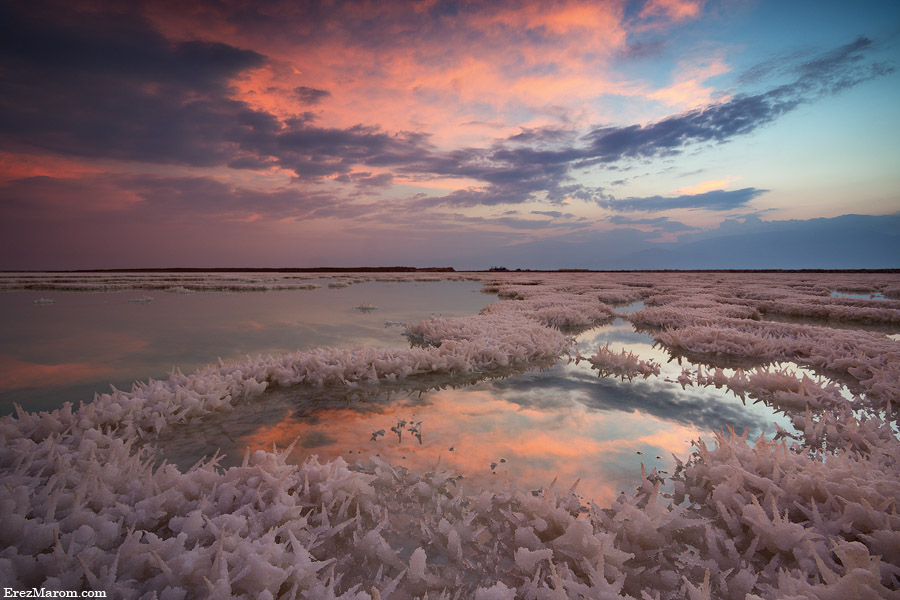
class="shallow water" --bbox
[0,280,489,414]
[830,291,890,301]
[3,281,801,504]
[613,300,646,314]
[155,316,795,505]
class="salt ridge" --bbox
[2,271,899,598]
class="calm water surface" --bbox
[0,280,489,413]
[2,282,795,505]
[830,291,890,301]
[156,316,794,504]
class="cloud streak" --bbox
[606,215,697,232]
[601,187,767,213]
[578,38,889,166]
[0,173,374,225]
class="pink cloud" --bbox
[147,1,639,149]
[649,54,731,109]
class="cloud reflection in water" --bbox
[157,317,794,505]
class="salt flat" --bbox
[1,270,898,598]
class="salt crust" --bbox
[2,271,899,598]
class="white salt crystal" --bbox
[408,547,427,582]
[474,581,516,600]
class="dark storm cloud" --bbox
[0,2,269,166]
[0,3,263,85]
[601,187,767,213]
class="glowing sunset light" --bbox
[672,176,739,196]
[0,0,897,270]
[211,382,707,505]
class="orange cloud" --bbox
[0,152,104,183]
[147,0,639,151]
[637,427,701,456]
[649,55,730,109]
[505,431,620,458]
[673,176,739,196]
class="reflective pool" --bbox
[0,280,490,413]
[830,291,890,301]
[2,281,798,505]
[155,317,795,505]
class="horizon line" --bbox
[2,267,899,274]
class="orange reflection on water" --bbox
[234,382,703,505]
[0,355,116,393]
[636,427,698,457]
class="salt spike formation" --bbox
[587,343,661,380]
[1,270,899,598]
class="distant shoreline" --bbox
[1,267,898,274]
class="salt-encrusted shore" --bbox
[1,271,898,598]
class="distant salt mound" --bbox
[164,286,195,294]
[2,271,899,598]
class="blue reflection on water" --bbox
[830,291,889,301]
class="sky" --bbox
[0,0,898,270]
